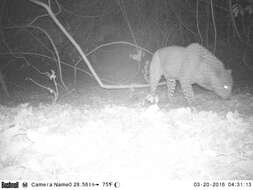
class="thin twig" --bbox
[116,0,138,46]
[167,1,198,38]
[229,0,242,41]
[210,0,217,53]
[116,0,141,80]
[87,41,153,57]
[196,0,203,44]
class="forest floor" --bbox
[0,84,252,189]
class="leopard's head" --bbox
[213,69,233,99]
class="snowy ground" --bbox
[0,99,252,189]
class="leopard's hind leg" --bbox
[180,80,194,104]
[165,78,176,98]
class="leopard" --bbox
[148,43,233,104]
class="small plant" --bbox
[26,69,59,103]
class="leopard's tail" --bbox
[149,50,163,95]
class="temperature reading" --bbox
[103,182,113,187]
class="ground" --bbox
[0,83,253,189]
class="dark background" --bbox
[0,0,253,105]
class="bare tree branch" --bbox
[29,0,157,90]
